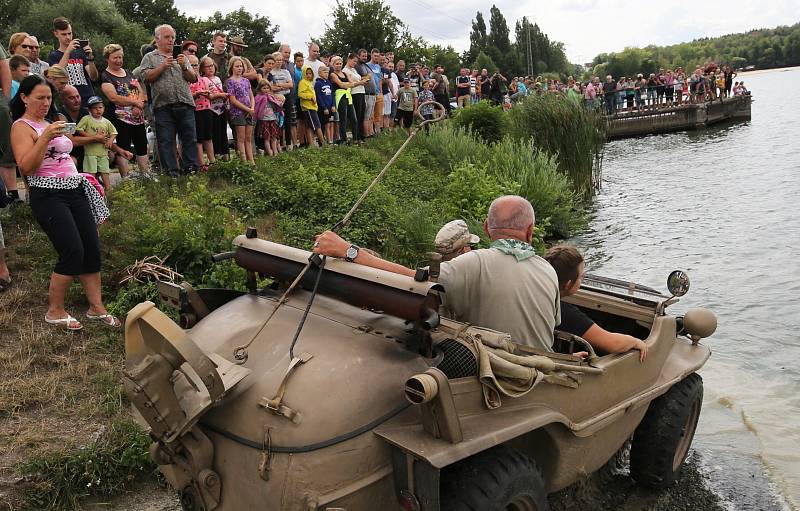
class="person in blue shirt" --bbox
[314,65,336,144]
[9,55,29,98]
[366,49,384,136]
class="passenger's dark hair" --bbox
[544,245,584,290]
[53,16,71,31]
[293,51,304,59]
[10,74,52,120]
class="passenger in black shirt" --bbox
[545,245,648,362]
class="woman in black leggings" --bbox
[330,55,362,144]
[10,75,116,331]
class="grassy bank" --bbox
[0,122,594,508]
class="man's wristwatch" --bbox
[345,244,360,262]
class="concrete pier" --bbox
[605,95,752,139]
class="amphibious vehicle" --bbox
[123,231,717,510]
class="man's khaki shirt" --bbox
[438,248,561,352]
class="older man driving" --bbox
[313,195,561,351]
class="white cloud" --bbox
[173,0,800,64]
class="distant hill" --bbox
[588,23,800,78]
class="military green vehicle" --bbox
[123,232,717,511]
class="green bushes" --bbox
[489,139,580,238]
[102,177,245,287]
[452,101,507,144]
[444,163,508,220]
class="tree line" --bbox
[463,8,569,77]
[1,0,570,78]
[589,23,800,79]
[1,0,278,68]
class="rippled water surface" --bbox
[572,68,800,510]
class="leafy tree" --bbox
[465,11,488,65]
[115,0,187,35]
[486,5,512,72]
[186,8,279,62]
[473,51,498,74]
[319,0,406,56]
[0,0,30,33]
[6,0,149,68]
[394,35,428,65]
[421,44,461,76]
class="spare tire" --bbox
[630,373,703,488]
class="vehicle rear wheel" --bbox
[630,372,703,488]
[440,445,549,511]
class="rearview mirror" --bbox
[667,270,690,297]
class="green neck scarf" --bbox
[490,239,538,261]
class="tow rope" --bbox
[232,101,446,364]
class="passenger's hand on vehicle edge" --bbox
[635,339,648,362]
[313,231,349,258]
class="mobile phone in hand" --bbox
[63,123,77,134]
[77,39,89,48]
[172,45,182,59]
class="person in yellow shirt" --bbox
[297,65,324,147]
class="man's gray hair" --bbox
[279,43,290,51]
[154,24,174,39]
[486,195,535,232]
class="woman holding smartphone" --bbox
[9,75,114,331]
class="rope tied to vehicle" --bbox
[231,101,446,364]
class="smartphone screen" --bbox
[172,45,182,59]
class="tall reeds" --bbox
[412,125,584,239]
[507,94,605,197]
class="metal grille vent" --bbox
[435,338,478,378]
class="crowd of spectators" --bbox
[0,16,757,327]
[502,64,748,115]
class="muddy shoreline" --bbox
[86,448,772,511]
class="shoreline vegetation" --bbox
[0,96,602,509]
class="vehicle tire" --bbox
[630,372,703,489]
[440,445,549,511]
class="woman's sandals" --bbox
[86,311,121,328]
[45,314,83,331]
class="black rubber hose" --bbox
[200,402,411,453]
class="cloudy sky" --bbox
[174,0,799,64]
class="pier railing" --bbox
[603,95,752,139]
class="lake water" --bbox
[573,67,800,510]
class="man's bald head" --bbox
[60,84,82,111]
[484,195,535,242]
